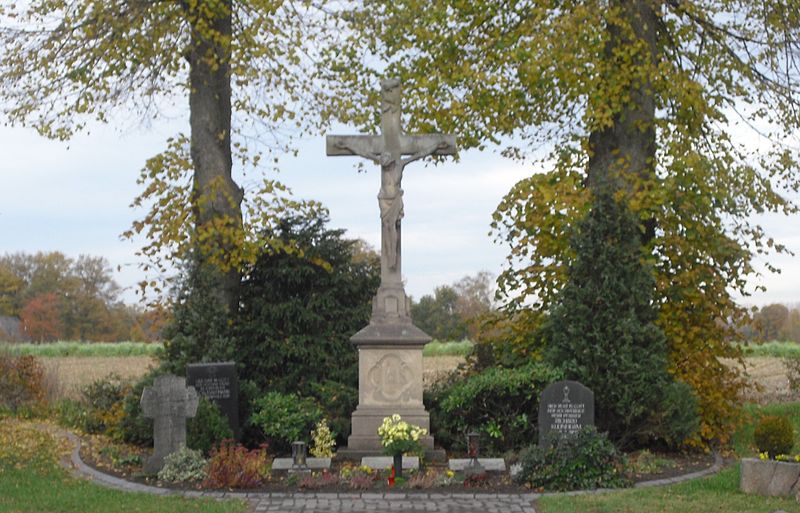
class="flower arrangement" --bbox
[377,414,427,456]
[310,419,336,457]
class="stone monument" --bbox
[327,78,457,456]
[186,361,240,438]
[140,374,199,474]
[538,380,594,446]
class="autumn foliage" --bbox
[20,293,63,342]
[202,440,269,489]
[0,353,46,414]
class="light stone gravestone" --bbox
[140,374,199,474]
[538,380,594,446]
[327,78,457,456]
[186,361,239,438]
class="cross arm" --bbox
[326,135,382,158]
[399,134,457,156]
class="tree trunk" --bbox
[186,0,243,312]
[587,0,658,242]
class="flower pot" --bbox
[740,457,800,497]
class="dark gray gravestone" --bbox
[186,362,239,437]
[538,380,594,445]
[141,374,198,474]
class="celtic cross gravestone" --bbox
[140,374,199,474]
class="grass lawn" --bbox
[423,339,474,357]
[537,402,800,513]
[740,340,800,358]
[0,418,246,513]
[4,341,163,357]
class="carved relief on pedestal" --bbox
[367,354,417,404]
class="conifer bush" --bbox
[542,191,696,448]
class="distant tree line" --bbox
[742,303,800,343]
[410,271,496,341]
[0,252,165,342]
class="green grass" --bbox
[0,418,245,513]
[536,465,799,513]
[0,466,246,513]
[739,340,800,358]
[3,341,163,358]
[537,402,800,513]
[423,340,474,357]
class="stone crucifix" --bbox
[140,374,199,474]
[327,79,457,322]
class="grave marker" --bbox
[538,380,594,445]
[140,374,199,474]
[187,361,240,437]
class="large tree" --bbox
[0,1,333,311]
[327,0,800,445]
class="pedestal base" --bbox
[343,318,438,457]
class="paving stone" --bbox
[272,458,332,470]
[362,456,420,470]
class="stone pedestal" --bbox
[341,319,436,455]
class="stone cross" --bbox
[327,78,457,323]
[140,374,199,474]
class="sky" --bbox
[1,114,798,308]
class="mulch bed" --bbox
[77,435,718,494]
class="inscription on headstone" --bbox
[187,362,239,438]
[538,380,594,445]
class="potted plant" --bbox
[740,415,800,498]
[378,414,426,478]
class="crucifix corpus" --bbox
[327,78,457,456]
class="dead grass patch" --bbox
[40,356,158,400]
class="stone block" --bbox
[448,458,507,472]
[740,458,800,498]
[361,456,419,470]
[271,457,332,471]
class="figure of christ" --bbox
[333,140,449,274]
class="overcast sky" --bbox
[0,115,798,307]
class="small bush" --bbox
[157,447,208,483]
[80,373,128,435]
[187,397,233,455]
[202,440,269,489]
[53,398,85,429]
[310,419,336,457]
[426,362,562,454]
[513,426,629,491]
[0,353,46,415]
[250,391,322,453]
[754,415,794,457]
[307,380,357,447]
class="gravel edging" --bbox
[57,426,723,503]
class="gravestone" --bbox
[538,380,594,445]
[186,361,239,437]
[326,78,457,456]
[140,374,199,474]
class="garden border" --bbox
[55,426,723,510]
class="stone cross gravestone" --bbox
[140,374,199,474]
[538,380,594,445]
[186,361,239,438]
[327,78,457,455]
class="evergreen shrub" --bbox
[250,391,322,453]
[513,426,629,491]
[542,191,676,448]
[426,363,561,454]
[187,397,233,455]
[157,447,208,483]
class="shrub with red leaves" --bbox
[202,440,269,489]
